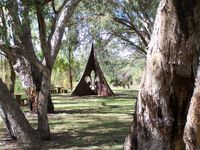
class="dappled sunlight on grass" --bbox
[0,89,137,149]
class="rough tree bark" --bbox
[184,62,200,149]
[30,65,54,113]
[8,60,16,94]
[35,0,82,139]
[124,0,200,150]
[0,105,16,140]
[0,0,81,140]
[0,79,37,142]
[37,69,51,139]
[68,46,73,91]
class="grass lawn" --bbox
[0,88,137,150]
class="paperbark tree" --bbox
[0,0,82,139]
[124,0,200,149]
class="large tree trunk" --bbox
[184,59,200,149]
[124,0,200,149]
[0,105,16,140]
[13,56,38,110]
[13,56,51,139]
[13,56,54,114]
[0,0,81,143]
[0,79,37,142]
[31,65,54,113]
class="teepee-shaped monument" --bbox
[71,45,114,96]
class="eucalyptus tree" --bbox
[0,55,17,140]
[124,0,200,149]
[0,0,82,140]
[62,25,79,91]
[107,0,159,59]
[0,79,38,142]
[77,0,158,59]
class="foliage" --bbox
[64,0,158,89]
[0,0,154,93]
[51,54,80,88]
[51,23,81,89]
[75,0,159,59]
[14,77,25,94]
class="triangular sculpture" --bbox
[71,45,114,96]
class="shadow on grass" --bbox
[8,120,130,149]
[43,120,130,149]
[53,105,134,115]
[52,89,138,100]
[0,120,131,149]
[0,89,135,149]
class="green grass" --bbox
[0,88,137,149]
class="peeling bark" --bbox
[1,0,82,141]
[13,55,39,113]
[125,0,200,149]
[184,59,200,150]
[8,60,16,94]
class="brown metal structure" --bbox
[71,45,114,96]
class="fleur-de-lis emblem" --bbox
[85,70,100,90]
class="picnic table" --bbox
[55,87,64,93]
[51,87,68,93]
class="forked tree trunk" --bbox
[13,56,51,139]
[124,0,200,150]
[1,0,81,142]
[0,79,37,142]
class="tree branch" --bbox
[7,0,23,45]
[0,42,45,73]
[110,30,147,55]
[49,0,82,67]
[51,0,58,14]
[0,52,6,58]
[35,0,50,65]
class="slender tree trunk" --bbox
[69,64,73,91]
[124,0,200,149]
[0,79,37,142]
[67,46,73,91]
[37,69,51,140]
[9,62,16,94]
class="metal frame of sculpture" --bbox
[71,45,114,96]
